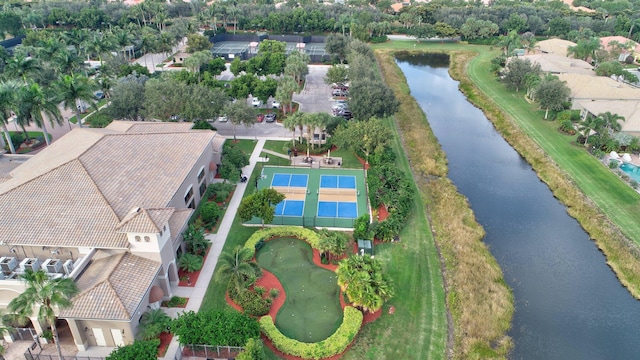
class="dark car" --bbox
[337,109,352,120]
[256,114,265,122]
[332,89,348,97]
[265,113,277,123]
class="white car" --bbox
[271,100,280,109]
[251,98,262,107]
[217,115,228,122]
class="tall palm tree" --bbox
[52,49,86,76]
[15,82,62,145]
[53,74,97,129]
[0,81,19,154]
[216,246,260,292]
[578,115,605,146]
[5,54,42,83]
[8,269,79,360]
[283,111,305,147]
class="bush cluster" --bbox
[200,201,221,226]
[172,310,260,346]
[164,296,188,307]
[366,151,415,241]
[243,227,321,253]
[259,307,363,359]
[230,287,272,317]
[107,339,160,360]
[209,182,235,202]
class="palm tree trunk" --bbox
[21,124,30,142]
[2,125,15,154]
[51,320,64,360]
[41,122,51,146]
[76,108,83,128]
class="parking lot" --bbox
[213,65,334,138]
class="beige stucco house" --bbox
[534,38,577,58]
[0,121,225,350]
[519,53,594,76]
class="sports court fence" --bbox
[271,215,355,228]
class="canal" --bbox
[396,53,640,359]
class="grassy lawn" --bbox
[69,99,109,124]
[231,138,259,155]
[465,48,640,244]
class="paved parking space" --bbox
[292,65,334,114]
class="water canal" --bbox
[396,53,640,359]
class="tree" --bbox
[596,61,639,83]
[503,58,541,93]
[599,111,625,134]
[219,142,250,182]
[236,338,266,360]
[216,246,262,291]
[237,188,285,227]
[333,117,392,165]
[275,75,299,115]
[325,33,350,63]
[186,33,211,53]
[225,100,255,141]
[15,83,62,146]
[178,253,204,273]
[318,228,348,262]
[284,51,310,84]
[53,74,97,129]
[283,111,306,146]
[335,255,394,313]
[138,309,171,340]
[5,53,42,84]
[497,30,522,56]
[8,270,79,360]
[108,74,148,121]
[143,76,185,121]
[183,50,213,82]
[578,115,605,145]
[460,18,499,40]
[434,22,457,39]
[567,37,601,62]
[0,81,18,154]
[349,79,399,120]
[324,64,348,86]
[183,224,210,255]
[502,13,527,33]
[533,76,570,119]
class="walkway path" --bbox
[160,138,268,360]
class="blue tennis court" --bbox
[319,175,356,189]
[272,173,309,187]
[274,200,305,216]
[317,201,358,218]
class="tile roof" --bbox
[558,73,640,100]
[168,209,193,240]
[520,53,594,76]
[0,121,219,248]
[60,251,160,320]
[535,38,577,58]
[116,208,175,233]
[577,99,640,134]
[600,36,640,53]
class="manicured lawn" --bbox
[465,47,640,246]
[69,99,108,124]
[232,139,259,155]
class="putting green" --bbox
[256,237,343,342]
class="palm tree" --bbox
[0,81,19,154]
[216,246,260,292]
[578,115,605,146]
[52,49,86,76]
[15,82,63,145]
[598,111,625,135]
[8,270,79,360]
[283,111,305,147]
[53,74,97,129]
[5,54,42,83]
[138,309,171,340]
[336,255,394,313]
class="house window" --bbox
[135,236,141,242]
[144,236,150,242]
[188,199,195,209]
[184,186,194,205]
[198,168,205,183]
[199,182,207,197]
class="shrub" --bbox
[609,160,620,169]
[138,309,172,340]
[235,289,272,316]
[352,214,371,240]
[178,253,203,272]
[107,339,160,360]
[201,202,221,225]
[172,310,260,346]
[6,132,23,151]
[259,307,363,359]
[214,189,231,202]
[269,288,279,299]
[254,286,266,297]
[165,296,188,307]
[243,227,322,253]
[236,338,266,360]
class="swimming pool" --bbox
[619,163,640,183]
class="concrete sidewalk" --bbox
[159,138,268,360]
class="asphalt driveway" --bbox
[292,65,333,114]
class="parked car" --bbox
[337,109,352,120]
[271,100,281,109]
[256,114,265,122]
[94,91,105,100]
[251,98,262,107]
[332,89,348,97]
[265,113,277,123]
[217,115,228,122]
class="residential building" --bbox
[0,121,225,350]
[534,38,577,58]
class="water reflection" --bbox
[396,53,640,360]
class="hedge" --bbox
[259,307,363,359]
[243,227,322,253]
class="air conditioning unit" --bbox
[62,259,74,276]
[5,272,19,280]
[0,257,18,274]
[20,258,40,272]
[43,259,62,274]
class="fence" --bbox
[9,327,36,341]
[179,344,244,359]
[271,215,356,228]
[24,343,104,360]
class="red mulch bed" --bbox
[225,246,382,360]
[157,332,173,357]
[356,156,370,170]
[178,248,210,287]
[377,204,389,222]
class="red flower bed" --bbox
[157,332,173,357]
[178,249,209,287]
